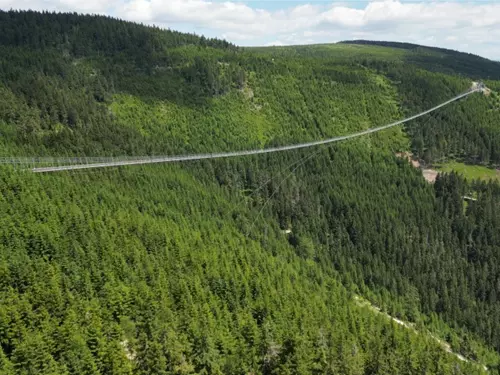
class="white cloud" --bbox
[321,6,365,27]
[265,40,285,47]
[1,0,500,59]
[0,0,114,13]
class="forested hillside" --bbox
[339,40,500,80]
[1,10,500,374]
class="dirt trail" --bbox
[353,295,488,372]
[395,152,438,183]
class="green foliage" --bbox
[436,161,500,182]
[340,40,500,79]
[1,9,500,375]
[0,165,490,374]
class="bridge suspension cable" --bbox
[25,88,479,173]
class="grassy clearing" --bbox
[435,161,500,181]
[247,43,409,63]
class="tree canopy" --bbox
[1,10,500,374]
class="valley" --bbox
[0,10,500,374]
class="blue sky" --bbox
[231,1,367,11]
[229,0,497,12]
[1,0,499,60]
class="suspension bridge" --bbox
[0,85,484,173]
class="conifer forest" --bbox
[1,10,500,375]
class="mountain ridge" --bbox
[1,10,500,374]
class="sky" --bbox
[1,0,499,60]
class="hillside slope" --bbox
[339,40,500,80]
[1,10,500,374]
